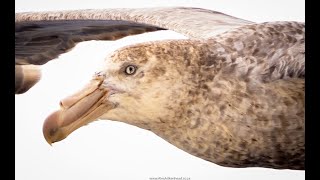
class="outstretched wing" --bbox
[15,7,253,93]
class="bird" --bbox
[15,7,305,170]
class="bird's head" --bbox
[43,40,203,145]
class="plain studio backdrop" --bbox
[15,1,305,180]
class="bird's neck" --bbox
[149,76,304,169]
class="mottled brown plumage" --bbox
[99,22,304,170]
[15,7,304,170]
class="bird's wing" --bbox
[15,7,253,93]
[212,21,305,81]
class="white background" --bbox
[15,1,305,180]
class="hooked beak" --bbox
[42,77,116,145]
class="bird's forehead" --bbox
[104,40,193,70]
[101,59,122,72]
[107,45,155,65]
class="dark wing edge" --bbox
[15,20,164,66]
[15,20,163,94]
[15,7,253,94]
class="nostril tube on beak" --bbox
[59,79,103,109]
[59,101,66,109]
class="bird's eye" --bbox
[124,65,137,75]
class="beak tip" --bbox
[45,139,53,146]
[43,131,53,146]
[43,110,61,146]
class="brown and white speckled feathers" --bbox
[213,21,305,81]
[15,7,252,93]
[100,21,304,170]
[16,7,305,170]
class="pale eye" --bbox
[124,65,137,75]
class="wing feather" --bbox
[15,7,253,93]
